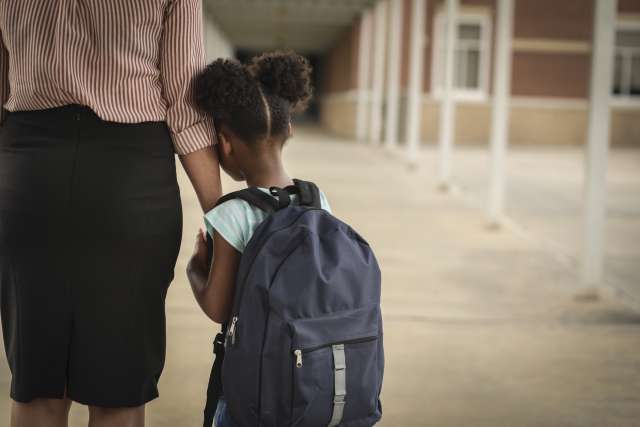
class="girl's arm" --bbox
[187,229,240,324]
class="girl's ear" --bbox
[288,122,293,138]
[219,131,233,156]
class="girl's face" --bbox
[216,130,245,182]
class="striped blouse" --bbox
[0,0,215,155]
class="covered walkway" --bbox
[2,128,636,426]
[0,0,638,424]
[168,129,640,426]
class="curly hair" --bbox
[194,51,313,144]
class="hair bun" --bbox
[194,58,260,120]
[249,51,313,112]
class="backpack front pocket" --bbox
[289,306,382,427]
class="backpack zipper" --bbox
[294,349,303,368]
[227,316,238,345]
[292,335,377,368]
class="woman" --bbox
[0,1,221,426]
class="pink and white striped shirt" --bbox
[0,0,215,155]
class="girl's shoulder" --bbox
[203,188,332,253]
[204,199,267,253]
[317,190,332,213]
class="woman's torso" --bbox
[0,0,170,123]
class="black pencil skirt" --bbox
[0,105,182,407]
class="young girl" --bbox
[186,51,331,426]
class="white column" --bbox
[356,10,373,142]
[487,0,514,227]
[385,0,403,149]
[203,17,233,60]
[581,0,616,288]
[406,0,426,164]
[369,1,388,144]
[438,0,458,189]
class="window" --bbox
[613,22,640,98]
[432,11,491,101]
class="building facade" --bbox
[320,0,640,146]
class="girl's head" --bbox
[194,51,313,181]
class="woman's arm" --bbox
[0,29,10,125]
[180,147,222,212]
[187,229,240,324]
[160,0,221,211]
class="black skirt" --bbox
[0,105,182,407]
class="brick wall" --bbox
[322,20,360,94]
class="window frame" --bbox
[430,9,492,102]
[611,19,640,107]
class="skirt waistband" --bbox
[3,104,173,155]
[6,104,164,125]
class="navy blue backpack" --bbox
[203,180,383,427]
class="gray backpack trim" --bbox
[328,344,347,427]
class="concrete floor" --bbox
[1,128,639,426]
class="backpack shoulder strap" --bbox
[291,179,322,208]
[214,187,278,213]
[203,325,226,427]
[214,182,320,215]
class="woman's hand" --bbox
[187,229,209,294]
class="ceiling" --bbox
[205,0,376,53]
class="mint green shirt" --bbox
[204,187,332,253]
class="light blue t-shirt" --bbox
[204,187,332,253]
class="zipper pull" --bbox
[294,349,303,368]
[228,316,238,345]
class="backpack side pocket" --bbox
[289,306,383,427]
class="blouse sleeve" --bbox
[160,0,216,155]
[0,32,9,125]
